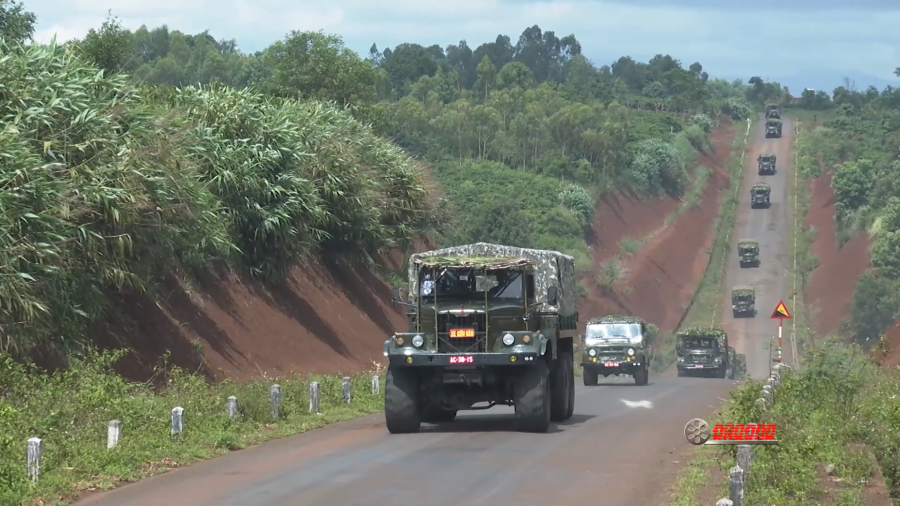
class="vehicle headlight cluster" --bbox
[502,333,515,346]
[588,349,597,357]
[411,334,424,348]
[627,348,635,356]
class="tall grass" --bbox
[0,40,434,357]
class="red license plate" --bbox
[604,361,618,367]
[449,328,475,338]
[449,355,474,364]
[692,365,705,368]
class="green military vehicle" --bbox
[676,327,739,378]
[580,314,658,386]
[766,103,781,119]
[758,153,776,175]
[738,238,760,268]
[750,182,771,208]
[765,118,783,138]
[731,285,756,318]
[384,242,578,434]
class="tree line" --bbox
[0,0,757,356]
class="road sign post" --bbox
[770,300,792,363]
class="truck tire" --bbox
[422,405,458,423]
[583,367,598,386]
[385,366,421,434]
[514,359,551,433]
[550,350,575,422]
[550,354,570,422]
[565,353,575,419]
[677,369,687,377]
[634,364,649,386]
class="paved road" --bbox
[75,117,792,506]
[723,114,796,379]
[75,376,734,506]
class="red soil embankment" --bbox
[805,171,873,337]
[94,238,437,382]
[577,121,735,334]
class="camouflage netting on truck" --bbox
[758,153,775,160]
[752,183,770,191]
[407,242,576,315]
[738,239,759,249]
[732,285,754,297]
[676,326,727,349]
[586,314,660,342]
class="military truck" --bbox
[383,242,578,434]
[731,285,756,318]
[750,183,771,208]
[765,118,783,138]
[758,153,776,175]
[766,103,781,119]
[738,239,760,268]
[580,314,658,386]
[676,327,737,379]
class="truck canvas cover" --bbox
[407,242,576,315]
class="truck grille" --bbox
[436,313,487,353]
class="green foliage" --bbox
[0,39,432,355]
[558,182,595,229]
[0,350,385,506]
[719,341,897,505]
[0,0,35,44]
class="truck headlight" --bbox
[411,334,424,348]
[678,357,684,363]
[588,349,597,357]
[502,333,515,346]
[627,348,635,356]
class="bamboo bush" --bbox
[0,39,434,357]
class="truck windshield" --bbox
[419,267,523,301]
[682,337,719,349]
[585,323,641,340]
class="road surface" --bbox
[75,117,794,506]
[724,113,796,379]
[75,376,733,506]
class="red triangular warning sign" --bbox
[770,300,792,319]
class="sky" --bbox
[26,0,900,93]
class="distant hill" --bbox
[716,69,897,95]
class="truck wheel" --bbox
[583,368,598,386]
[550,355,568,422]
[514,359,551,433]
[634,364,649,386]
[384,366,421,434]
[565,353,575,420]
[422,405,458,423]
[677,369,687,377]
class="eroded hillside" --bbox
[577,122,735,335]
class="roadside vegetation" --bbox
[672,340,897,506]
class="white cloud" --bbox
[27,0,899,85]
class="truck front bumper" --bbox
[387,351,539,367]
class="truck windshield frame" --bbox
[418,267,525,302]
[585,322,642,341]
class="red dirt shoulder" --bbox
[805,171,873,337]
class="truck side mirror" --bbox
[546,286,559,306]
[390,288,400,307]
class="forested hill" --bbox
[0,3,756,357]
